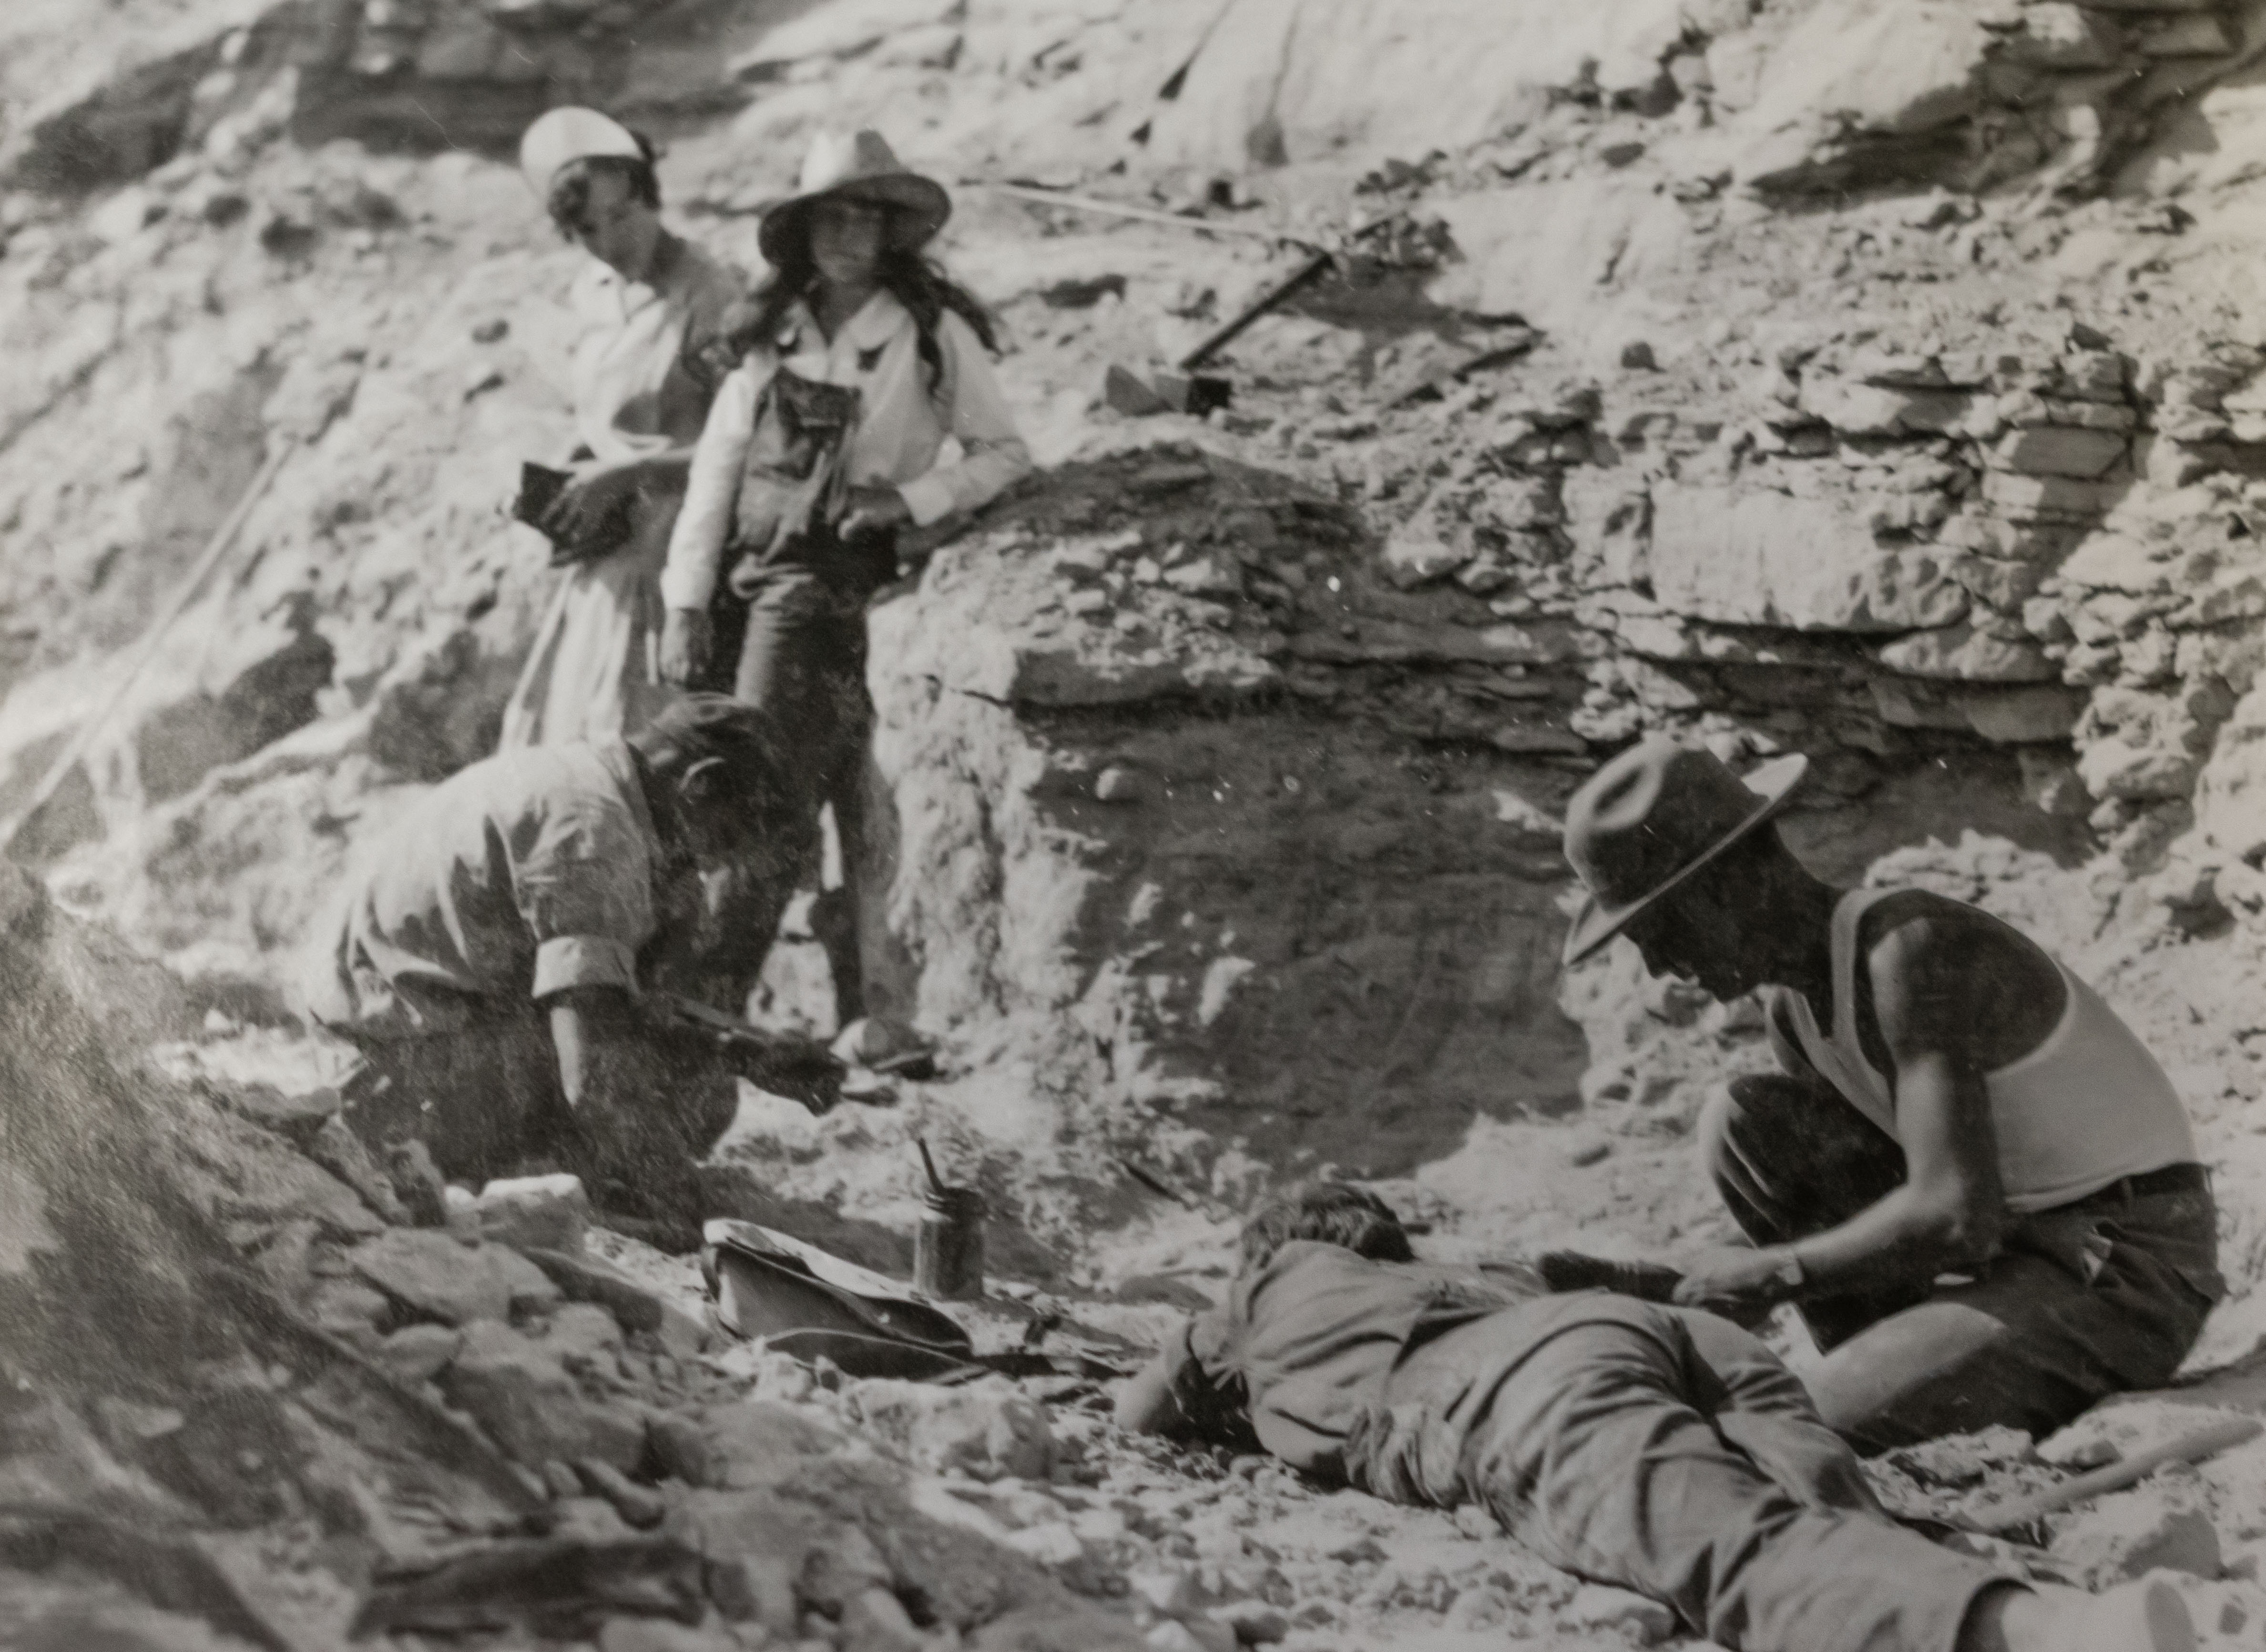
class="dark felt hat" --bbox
[633,693,789,799]
[1560,739,1808,965]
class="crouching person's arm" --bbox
[549,985,707,1232]
[1115,1347,1191,1437]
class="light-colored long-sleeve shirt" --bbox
[305,741,674,1040]
[661,287,1032,611]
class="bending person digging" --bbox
[1118,1181,2195,1652]
[1552,738,2221,1451]
[305,695,834,1240]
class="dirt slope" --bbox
[8,1,2266,1642]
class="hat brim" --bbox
[1561,752,1810,967]
[757,174,952,266]
[519,107,644,199]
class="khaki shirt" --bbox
[307,741,671,1039]
[1163,1242,1541,1480]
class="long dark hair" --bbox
[728,229,1000,396]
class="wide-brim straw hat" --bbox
[1560,739,1809,965]
[519,106,644,198]
[758,129,951,267]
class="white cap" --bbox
[519,107,643,198]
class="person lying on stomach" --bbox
[1116,1180,2194,1652]
[1554,738,2220,1453]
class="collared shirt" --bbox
[1161,1242,1543,1481]
[306,740,674,1039]
[660,287,1032,611]
[568,232,745,465]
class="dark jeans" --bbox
[1362,1296,1998,1652]
[1702,1073,2225,1453]
[704,568,873,1022]
[334,1013,741,1208]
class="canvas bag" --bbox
[725,367,863,598]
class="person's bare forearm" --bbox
[620,447,696,489]
[1781,1181,1991,1298]
[550,989,651,1118]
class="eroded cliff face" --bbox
[1,0,2266,1289]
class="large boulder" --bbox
[1646,477,1972,633]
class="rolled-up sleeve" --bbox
[662,359,763,611]
[895,313,1033,528]
[531,933,638,999]
[515,798,655,1003]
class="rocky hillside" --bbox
[4,0,2266,1335]
[14,0,2266,1647]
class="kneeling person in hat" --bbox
[658,129,1032,1030]
[1558,740,2221,1452]
[305,696,802,1230]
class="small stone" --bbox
[1381,521,1471,588]
[2054,1498,2222,1583]
[439,1320,645,1469]
[839,1586,925,1652]
[1620,341,1657,370]
[306,1116,410,1224]
[517,1245,710,1356]
[543,1458,583,1499]
[463,364,506,400]
[1004,1521,1087,1567]
[370,1322,463,1385]
[573,1457,667,1529]
[1094,766,1145,803]
[444,1183,481,1234]
[1210,1603,1287,1645]
[1162,556,1241,597]
[1994,424,2128,480]
[846,1379,1054,1482]
[385,1141,449,1226]
[471,317,510,343]
[598,1615,744,1652]
[1129,1570,1202,1619]
[476,1173,589,1252]
[1566,1583,1677,1645]
[1145,1624,1227,1652]
[800,1525,894,1614]
[648,1399,844,1489]
[542,1302,625,1363]
[349,1228,561,1326]
[308,1278,391,1343]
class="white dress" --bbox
[499,234,741,749]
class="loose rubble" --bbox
[11,0,2266,1647]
